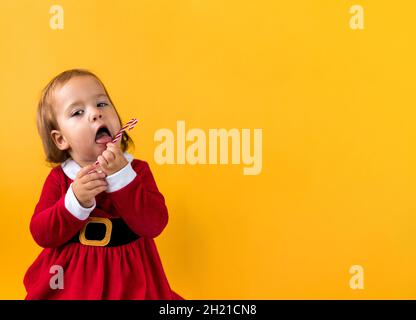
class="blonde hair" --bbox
[37,69,134,165]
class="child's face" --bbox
[51,75,122,166]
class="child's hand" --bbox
[96,142,128,176]
[72,164,108,208]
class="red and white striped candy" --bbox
[111,118,138,143]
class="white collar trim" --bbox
[61,152,134,180]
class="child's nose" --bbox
[90,113,103,122]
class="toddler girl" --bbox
[24,69,183,300]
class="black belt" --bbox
[68,217,139,247]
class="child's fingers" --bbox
[106,143,123,157]
[107,140,122,149]
[90,185,108,197]
[85,184,107,195]
[76,164,96,179]
[97,155,108,167]
[80,172,106,184]
[84,179,108,191]
[94,165,105,174]
[97,155,110,171]
[101,150,115,163]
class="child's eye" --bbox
[71,110,83,117]
[97,102,108,107]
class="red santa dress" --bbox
[24,153,183,300]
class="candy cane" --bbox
[88,118,138,174]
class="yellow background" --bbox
[1,0,416,299]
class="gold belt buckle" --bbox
[79,217,112,247]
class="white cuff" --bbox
[64,183,95,220]
[105,162,137,193]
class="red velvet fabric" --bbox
[24,159,183,300]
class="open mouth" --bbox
[95,125,113,144]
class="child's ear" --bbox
[51,130,69,150]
